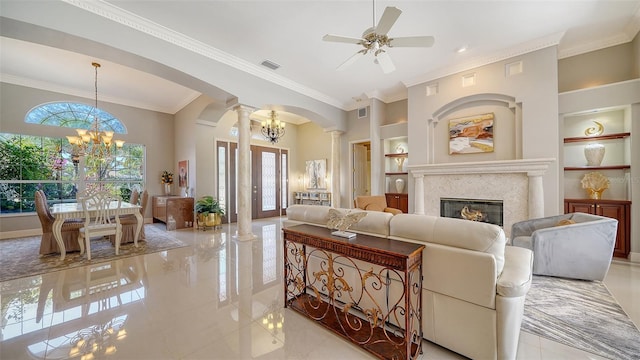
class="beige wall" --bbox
[0,82,174,233]
[384,99,408,125]
[559,42,635,92]
[293,122,331,195]
[408,46,561,215]
[634,32,640,79]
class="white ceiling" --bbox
[1,0,639,118]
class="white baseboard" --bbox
[1,228,41,240]
[628,252,640,264]
[0,217,153,240]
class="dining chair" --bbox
[76,187,99,201]
[110,189,148,245]
[129,189,140,206]
[78,190,123,260]
[35,190,84,255]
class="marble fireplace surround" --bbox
[409,159,555,237]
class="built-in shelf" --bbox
[564,165,631,171]
[563,132,630,143]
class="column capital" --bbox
[232,104,256,116]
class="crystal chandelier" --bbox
[66,62,124,163]
[261,110,285,143]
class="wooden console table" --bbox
[283,224,424,360]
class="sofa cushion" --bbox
[390,214,506,276]
[285,205,393,237]
[285,205,331,226]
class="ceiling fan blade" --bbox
[337,52,363,71]
[375,7,402,35]
[376,52,395,74]
[389,36,435,48]
[322,34,362,44]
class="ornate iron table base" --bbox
[283,224,423,360]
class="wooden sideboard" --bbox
[152,196,194,229]
[565,198,631,258]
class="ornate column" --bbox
[527,171,545,219]
[234,105,256,241]
[236,239,253,358]
[413,173,425,215]
[330,130,343,208]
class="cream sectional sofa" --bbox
[284,205,533,360]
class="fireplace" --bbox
[441,198,504,227]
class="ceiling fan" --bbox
[322,2,435,74]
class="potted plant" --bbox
[195,196,224,229]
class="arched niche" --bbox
[427,93,522,163]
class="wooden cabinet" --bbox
[152,196,194,229]
[565,199,631,258]
[386,193,408,213]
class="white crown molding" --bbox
[1,72,197,114]
[403,32,565,89]
[61,0,347,110]
[558,32,635,59]
[559,5,640,59]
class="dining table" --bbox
[50,202,143,260]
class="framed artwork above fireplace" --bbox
[448,113,495,154]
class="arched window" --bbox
[25,102,127,134]
[0,103,142,215]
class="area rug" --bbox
[522,275,640,360]
[0,224,188,283]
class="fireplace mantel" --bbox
[408,159,555,235]
[408,158,555,176]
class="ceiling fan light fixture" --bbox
[372,40,380,52]
[322,2,433,73]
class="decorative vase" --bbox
[584,143,605,166]
[164,183,172,195]
[587,188,605,200]
[395,178,405,193]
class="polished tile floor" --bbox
[1,218,638,359]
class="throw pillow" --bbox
[556,219,576,226]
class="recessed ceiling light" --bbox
[456,45,468,53]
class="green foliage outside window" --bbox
[0,133,145,214]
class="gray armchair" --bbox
[511,213,618,281]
